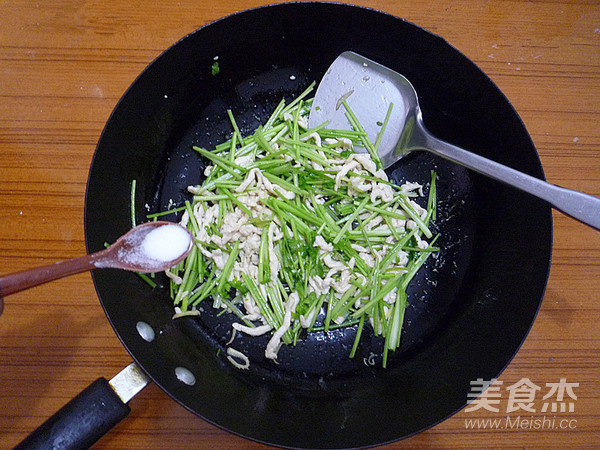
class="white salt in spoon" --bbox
[0,221,193,315]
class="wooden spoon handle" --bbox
[0,254,97,298]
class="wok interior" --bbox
[84,3,552,448]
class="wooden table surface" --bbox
[1,0,599,448]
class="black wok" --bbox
[20,2,552,448]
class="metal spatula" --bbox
[308,51,600,230]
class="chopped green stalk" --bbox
[175,245,198,309]
[253,125,276,154]
[383,214,402,241]
[183,201,200,235]
[219,187,253,217]
[192,194,230,202]
[265,99,286,129]
[279,81,315,117]
[193,146,246,179]
[130,179,137,228]
[379,238,413,273]
[317,128,366,141]
[264,283,282,320]
[277,138,331,166]
[219,296,254,327]
[227,109,244,149]
[146,205,187,219]
[349,315,366,358]
[216,241,240,291]
[265,283,292,344]
[382,290,408,368]
[269,200,313,237]
[189,266,219,306]
[327,283,359,325]
[306,294,326,331]
[258,224,271,284]
[396,196,433,238]
[373,102,394,152]
[427,170,437,224]
[262,172,309,197]
[323,291,337,332]
[242,273,279,329]
[309,196,342,235]
[399,235,440,291]
[360,202,408,221]
[228,133,238,163]
[136,272,157,288]
[196,248,206,284]
[351,272,404,319]
[311,318,360,332]
[292,100,302,160]
[333,196,369,244]
[268,198,324,228]
[335,241,370,276]
[347,170,400,189]
[341,100,382,169]
[217,198,225,228]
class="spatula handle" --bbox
[425,136,600,230]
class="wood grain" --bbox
[1,0,598,448]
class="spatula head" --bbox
[309,51,418,168]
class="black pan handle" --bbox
[15,378,130,450]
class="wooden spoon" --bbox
[0,221,193,314]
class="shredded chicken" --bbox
[265,292,300,360]
[226,347,250,370]
[232,323,272,336]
